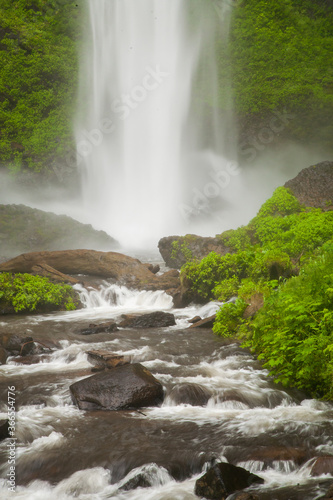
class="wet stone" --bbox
[119,311,176,328]
[167,383,211,406]
[194,463,264,500]
[87,350,130,369]
[310,457,333,476]
[70,362,164,411]
[0,419,9,441]
[78,321,118,335]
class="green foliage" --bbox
[0,0,83,172]
[230,0,333,121]
[245,242,333,399]
[182,188,333,399]
[0,273,78,313]
[217,226,252,252]
[213,298,247,338]
[255,187,303,218]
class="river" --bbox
[0,282,333,499]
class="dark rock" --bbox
[167,383,211,406]
[11,354,50,365]
[78,321,118,335]
[158,234,230,269]
[87,350,130,369]
[70,363,164,411]
[188,316,202,324]
[0,420,9,441]
[232,494,260,500]
[120,473,152,491]
[0,347,8,365]
[119,311,176,328]
[310,456,333,476]
[0,249,179,292]
[188,314,216,329]
[284,161,333,211]
[194,463,264,500]
[0,333,34,355]
[318,484,333,499]
[145,263,160,274]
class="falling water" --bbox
[76,0,236,248]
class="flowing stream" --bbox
[0,283,333,499]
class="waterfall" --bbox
[76,0,236,248]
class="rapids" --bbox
[0,284,332,499]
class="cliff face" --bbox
[284,161,333,211]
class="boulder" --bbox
[194,463,264,500]
[78,322,118,335]
[318,484,333,499]
[31,263,80,285]
[284,161,333,210]
[0,333,34,356]
[188,314,216,329]
[70,363,164,411]
[158,235,230,269]
[87,350,129,369]
[0,249,180,292]
[167,383,211,406]
[188,316,202,324]
[232,494,259,500]
[0,347,8,365]
[0,420,9,441]
[11,354,50,365]
[144,263,160,274]
[310,457,333,476]
[119,311,176,329]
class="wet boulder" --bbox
[194,463,264,500]
[167,383,211,407]
[70,363,164,411]
[0,420,9,441]
[78,321,118,335]
[310,457,333,476]
[87,350,130,369]
[119,311,176,328]
[0,347,8,365]
[0,333,34,356]
[188,314,216,329]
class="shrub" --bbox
[0,273,78,313]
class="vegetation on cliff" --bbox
[0,0,82,173]
[0,272,79,313]
[181,187,333,399]
[229,0,333,146]
[0,0,332,174]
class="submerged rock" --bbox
[194,462,264,500]
[167,383,211,407]
[119,311,176,328]
[70,363,164,411]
